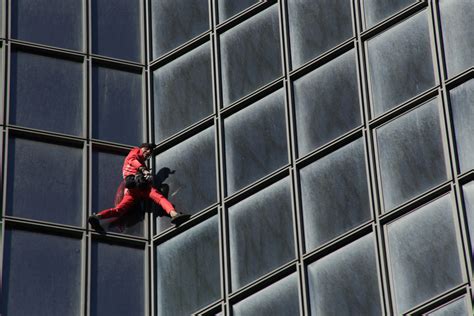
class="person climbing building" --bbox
[88,143,190,233]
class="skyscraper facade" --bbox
[1,0,473,315]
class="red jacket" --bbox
[122,147,146,178]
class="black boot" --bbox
[170,212,191,226]
[88,213,105,233]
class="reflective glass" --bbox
[232,274,300,316]
[10,50,83,136]
[91,241,144,316]
[224,89,287,194]
[300,138,371,250]
[439,0,474,78]
[428,296,470,316]
[363,0,415,28]
[376,99,447,211]
[91,149,145,236]
[220,4,281,106]
[11,0,83,51]
[2,229,82,316]
[151,0,209,59]
[386,194,464,314]
[367,10,436,116]
[288,0,353,68]
[450,79,474,173]
[218,0,258,22]
[153,43,213,141]
[293,49,360,157]
[92,0,141,62]
[6,137,83,226]
[156,217,220,315]
[307,234,382,315]
[155,127,217,233]
[92,65,144,145]
[229,178,294,291]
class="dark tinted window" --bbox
[11,0,83,50]
[153,42,213,141]
[92,65,144,145]
[307,234,382,315]
[293,49,360,157]
[156,217,220,315]
[10,50,83,136]
[151,0,209,59]
[91,241,145,316]
[288,0,353,68]
[2,229,82,316]
[386,194,464,314]
[300,138,371,251]
[232,274,300,316]
[376,99,447,211]
[6,136,83,226]
[155,127,217,233]
[92,0,142,62]
[224,89,287,194]
[229,178,294,291]
[220,4,282,106]
[367,10,435,116]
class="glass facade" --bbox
[1,1,473,315]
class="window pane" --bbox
[307,234,382,315]
[386,194,464,314]
[293,49,360,157]
[153,43,213,141]
[6,137,83,226]
[220,5,282,106]
[300,138,371,251]
[439,0,474,78]
[91,241,144,316]
[232,274,300,316]
[11,0,83,51]
[428,296,470,316]
[288,0,353,68]
[450,79,474,173]
[155,127,217,233]
[10,50,83,136]
[218,0,258,22]
[156,217,220,315]
[2,229,82,316]
[224,89,287,194]
[462,182,474,270]
[92,65,144,145]
[376,99,447,211]
[92,149,145,236]
[367,10,436,116]
[151,0,209,59]
[92,0,141,62]
[363,0,415,28]
[229,178,294,291]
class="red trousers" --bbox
[98,186,175,219]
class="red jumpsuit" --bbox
[97,147,175,219]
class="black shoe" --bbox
[88,213,105,233]
[170,213,191,226]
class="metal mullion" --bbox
[353,0,391,313]
[445,67,474,90]
[1,127,8,219]
[279,0,305,314]
[0,38,5,126]
[9,39,86,60]
[4,41,9,128]
[85,133,92,316]
[403,283,468,315]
